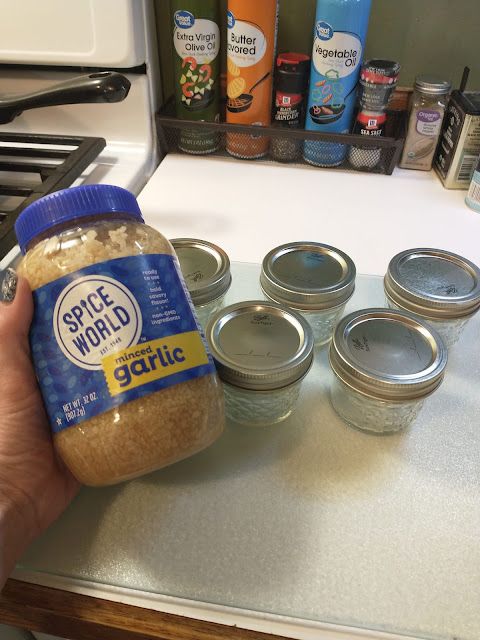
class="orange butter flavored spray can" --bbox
[226,0,279,158]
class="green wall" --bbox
[156,0,480,99]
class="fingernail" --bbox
[1,268,18,303]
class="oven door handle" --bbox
[0,72,131,124]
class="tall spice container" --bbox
[272,53,311,162]
[348,59,401,169]
[171,0,221,154]
[304,0,372,167]
[226,0,279,159]
[400,76,451,171]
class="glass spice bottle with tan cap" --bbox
[400,75,451,171]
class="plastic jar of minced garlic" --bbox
[14,184,224,486]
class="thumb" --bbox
[0,272,33,343]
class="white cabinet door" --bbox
[0,0,146,67]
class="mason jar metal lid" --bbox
[171,238,231,307]
[260,242,356,310]
[384,248,480,319]
[206,301,314,391]
[414,75,452,95]
[329,308,447,401]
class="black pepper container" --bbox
[271,53,310,162]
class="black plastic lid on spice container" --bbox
[275,53,310,94]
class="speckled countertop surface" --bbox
[19,266,480,640]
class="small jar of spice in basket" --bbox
[271,53,311,163]
[348,59,401,170]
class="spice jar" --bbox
[329,308,447,434]
[260,242,356,346]
[15,185,224,486]
[271,52,311,163]
[400,75,452,171]
[358,59,401,111]
[384,248,480,348]
[206,301,314,426]
[171,238,231,327]
[348,110,387,169]
[349,59,401,170]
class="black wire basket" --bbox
[156,101,406,175]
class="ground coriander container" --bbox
[15,185,224,486]
[206,301,314,427]
[171,238,231,327]
[260,242,356,346]
[384,248,480,348]
[329,308,447,434]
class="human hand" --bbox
[0,271,79,588]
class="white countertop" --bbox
[15,159,480,640]
[138,155,480,272]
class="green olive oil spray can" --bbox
[171,0,221,154]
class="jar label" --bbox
[30,254,216,433]
[312,24,362,80]
[416,109,442,136]
[352,111,387,137]
[173,15,220,65]
[227,14,267,67]
[274,91,304,127]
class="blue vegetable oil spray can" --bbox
[304,0,372,167]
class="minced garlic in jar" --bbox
[15,185,224,486]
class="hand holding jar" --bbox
[0,272,79,589]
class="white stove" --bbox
[0,0,160,270]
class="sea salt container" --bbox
[206,301,314,426]
[171,238,232,326]
[15,185,224,486]
[384,248,480,348]
[260,242,356,346]
[329,308,447,434]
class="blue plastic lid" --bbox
[15,184,144,253]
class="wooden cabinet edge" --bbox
[0,579,293,640]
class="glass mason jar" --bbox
[171,238,231,328]
[15,185,224,486]
[206,301,314,427]
[384,248,480,348]
[260,242,356,346]
[329,308,447,434]
[400,75,451,171]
